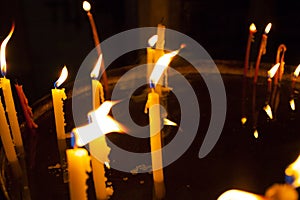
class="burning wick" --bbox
[54,66,68,88]
[0,23,15,77]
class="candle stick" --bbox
[274,44,287,85]
[66,147,91,200]
[254,23,272,84]
[0,98,22,179]
[83,1,109,98]
[244,23,257,77]
[52,66,68,182]
[90,54,113,200]
[0,23,24,156]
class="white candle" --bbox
[0,23,24,156]
[67,147,91,200]
[0,98,22,178]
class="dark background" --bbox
[1,0,300,102]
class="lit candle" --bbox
[0,23,24,156]
[90,54,112,200]
[244,23,257,77]
[145,47,182,199]
[147,35,158,83]
[52,66,68,182]
[267,63,280,92]
[0,98,22,179]
[155,24,166,89]
[254,23,272,84]
[66,147,91,200]
[292,64,300,89]
[83,1,108,97]
[217,189,268,200]
[274,44,287,85]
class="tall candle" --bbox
[0,98,22,179]
[90,54,112,200]
[254,23,272,84]
[0,23,24,156]
[244,23,257,77]
[52,66,68,182]
[66,147,91,200]
[83,1,109,98]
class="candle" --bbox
[0,98,22,179]
[0,23,24,156]
[83,1,109,98]
[218,189,268,200]
[254,23,272,84]
[52,66,68,182]
[292,64,300,89]
[66,147,91,200]
[90,54,112,200]
[147,35,158,83]
[274,44,287,85]
[244,23,257,77]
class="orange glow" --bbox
[149,45,185,86]
[285,155,300,188]
[267,63,280,78]
[0,23,15,76]
[83,1,91,12]
[264,104,273,119]
[293,64,300,78]
[217,189,266,200]
[148,35,158,47]
[90,54,102,79]
[54,66,68,88]
[264,23,272,34]
[290,99,296,111]
[249,23,257,32]
[75,148,89,157]
[241,117,247,125]
[254,130,259,139]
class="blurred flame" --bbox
[293,64,300,78]
[285,155,300,188]
[90,54,102,79]
[249,23,257,32]
[267,63,280,78]
[104,161,110,169]
[290,99,296,111]
[83,1,91,12]
[241,117,247,125]
[0,23,15,77]
[264,23,272,34]
[264,104,273,119]
[54,66,68,88]
[163,118,177,126]
[217,189,265,200]
[148,35,158,47]
[254,130,259,139]
[149,45,185,86]
[75,148,88,157]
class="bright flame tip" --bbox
[267,63,280,78]
[90,54,103,79]
[54,66,68,88]
[0,23,15,77]
[293,64,300,78]
[148,35,158,47]
[265,23,272,34]
[254,130,259,139]
[249,23,257,32]
[83,1,91,12]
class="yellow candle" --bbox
[146,89,165,199]
[66,148,91,200]
[0,98,22,179]
[0,23,24,156]
[90,55,112,199]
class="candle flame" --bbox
[54,66,68,88]
[254,130,259,139]
[148,35,158,47]
[293,64,300,78]
[83,1,91,12]
[90,54,102,79]
[73,101,126,147]
[217,189,265,200]
[163,118,177,126]
[285,155,300,188]
[264,104,273,119]
[241,117,247,125]
[149,45,185,87]
[104,161,110,169]
[0,23,15,77]
[290,99,296,111]
[264,23,272,34]
[249,23,257,32]
[267,63,280,78]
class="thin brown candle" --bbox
[83,1,109,98]
[254,23,272,84]
[274,44,287,85]
[244,23,257,77]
